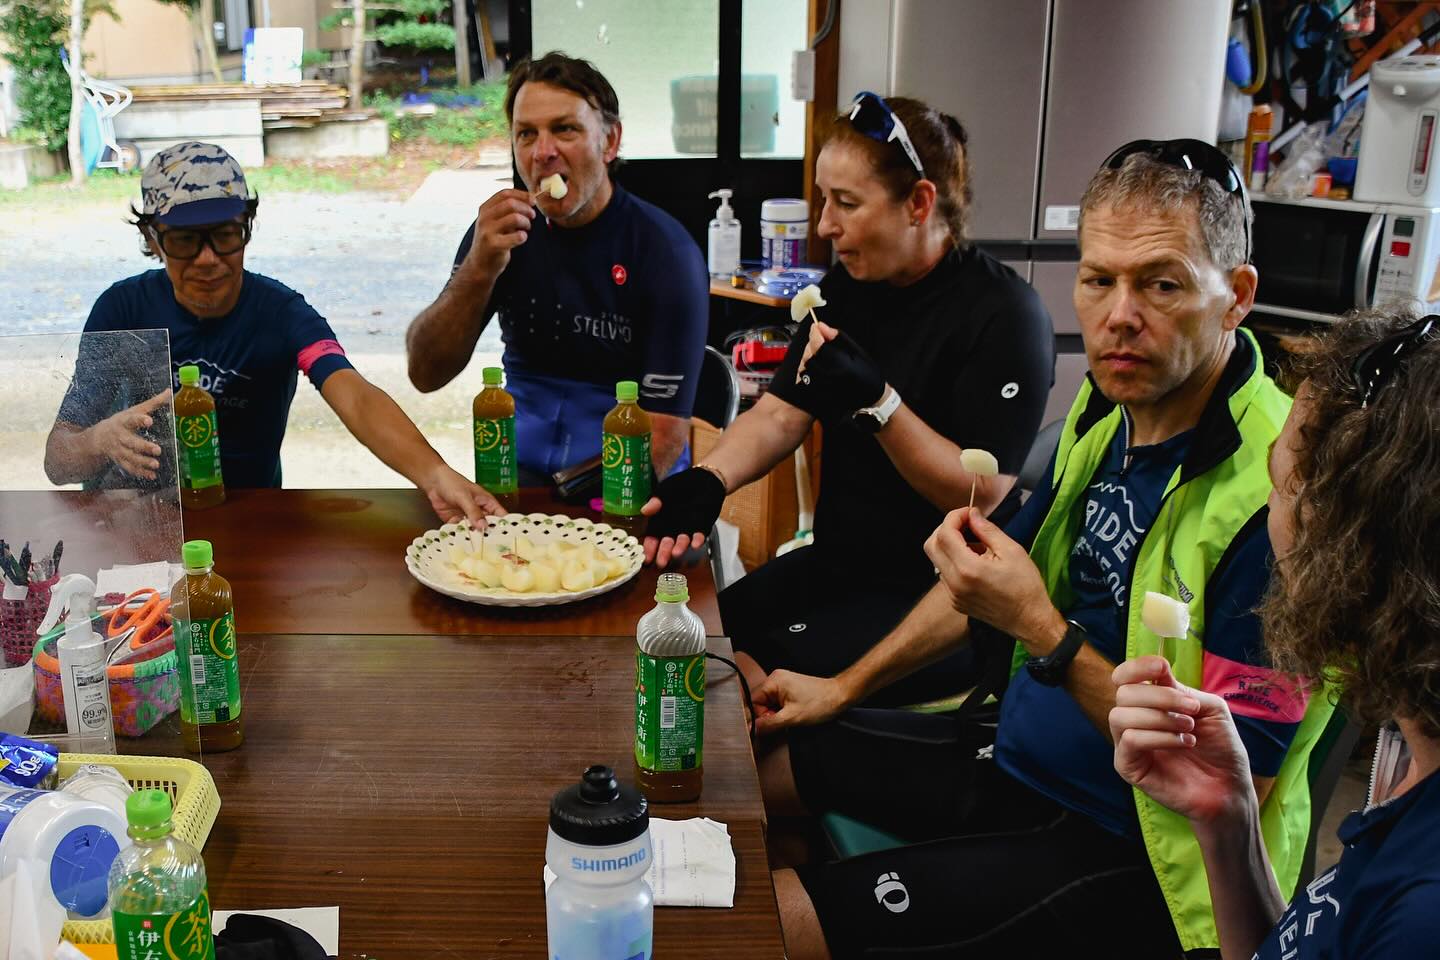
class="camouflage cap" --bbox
[141,141,250,226]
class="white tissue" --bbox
[543,817,736,908]
[0,666,33,735]
[1,859,66,960]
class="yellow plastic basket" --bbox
[54,753,222,944]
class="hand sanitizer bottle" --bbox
[707,188,741,280]
[37,574,114,753]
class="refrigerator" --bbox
[838,0,1231,424]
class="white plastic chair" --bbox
[60,49,138,171]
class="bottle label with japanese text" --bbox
[177,412,222,489]
[634,652,704,772]
[113,889,216,960]
[174,613,241,726]
[602,433,652,517]
[474,416,518,494]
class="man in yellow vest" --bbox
[748,140,1334,959]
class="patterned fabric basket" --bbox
[0,574,58,667]
[32,634,180,737]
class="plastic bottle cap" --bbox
[655,572,689,603]
[126,788,173,828]
[615,381,639,403]
[182,540,213,570]
[482,367,504,386]
[549,765,648,846]
[178,365,200,385]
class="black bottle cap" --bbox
[549,765,649,846]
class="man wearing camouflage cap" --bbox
[45,142,501,526]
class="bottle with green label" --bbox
[174,365,225,510]
[472,366,519,513]
[109,789,216,960]
[170,540,243,754]
[634,572,706,803]
[602,380,652,539]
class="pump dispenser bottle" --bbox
[707,188,741,279]
[37,574,114,752]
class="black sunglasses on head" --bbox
[1102,138,1250,262]
[152,220,252,260]
[1351,315,1439,409]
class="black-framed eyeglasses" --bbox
[1102,138,1250,263]
[1351,315,1439,409]
[847,91,926,179]
[152,220,252,260]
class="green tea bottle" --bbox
[602,380,652,538]
[108,789,217,960]
[171,540,243,753]
[174,365,224,510]
[472,366,519,513]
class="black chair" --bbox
[1018,418,1064,494]
[1299,709,1363,887]
[693,345,741,429]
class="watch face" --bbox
[850,411,882,433]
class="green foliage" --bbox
[300,48,332,69]
[0,0,71,151]
[374,20,453,50]
[317,0,454,51]
[365,78,507,147]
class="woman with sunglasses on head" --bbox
[643,93,1055,704]
[1111,308,1440,960]
[43,142,502,528]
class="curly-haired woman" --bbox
[1109,306,1440,959]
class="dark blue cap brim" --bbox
[153,196,247,226]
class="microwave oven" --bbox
[1250,195,1440,326]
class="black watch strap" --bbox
[1025,620,1089,687]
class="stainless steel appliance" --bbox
[839,0,1231,423]
[1250,195,1440,327]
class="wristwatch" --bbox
[852,386,902,433]
[1024,620,1089,687]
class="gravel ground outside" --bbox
[0,165,515,491]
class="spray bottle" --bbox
[37,574,114,753]
[707,189,741,280]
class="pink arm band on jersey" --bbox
[1202,652,1310,723]
[297,339,347,378]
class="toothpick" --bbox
[968,476,977,512]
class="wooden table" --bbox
[127,634,783,957]
[0,488,723,637]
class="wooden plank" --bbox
[804,0,840,265]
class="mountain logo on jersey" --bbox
[612,264,628,285]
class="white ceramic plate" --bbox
[406,513,643,607]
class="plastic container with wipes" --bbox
[0,784,129,921]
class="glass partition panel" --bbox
[0,330,199,761]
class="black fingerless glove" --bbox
[801,329,886,419]
[646,467,727,542]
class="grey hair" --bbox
[1077,153,1251,272]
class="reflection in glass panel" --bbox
[741,0,808,158]
[0,330,193,759]
[534,0,720,159]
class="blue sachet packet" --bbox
[0,732,60,789]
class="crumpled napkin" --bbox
[544,816,736,908]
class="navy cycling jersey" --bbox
[61,269,353,488]
[451,184,708,475]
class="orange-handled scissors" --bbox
[105,588,173,651]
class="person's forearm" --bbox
[330,376,447,487]
[836,583,972,704]
[876,396,1015,514]
[1194,804,1288,960]
[405,268,499,393]
[650,413,689,478]
[1014,607,1121,740]
[44,423,106,485]
[696,394,813,493]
